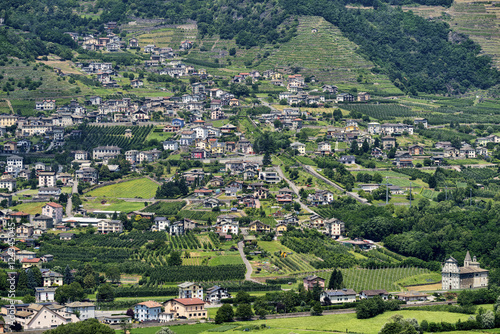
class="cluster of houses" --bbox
[0,281,229,330]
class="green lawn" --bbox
[211,119,230,127]
[86,178,159,199]
[395,272,442,286]
[146,129,175,142]
[115,310,475,334]
[247,310,469,334]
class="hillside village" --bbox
[1,9,500,334]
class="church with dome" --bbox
[441,251,489,290]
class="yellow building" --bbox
[21,258,42,269]
[249,220,271,233]
[0,115,18,127]
[164,298,206,319]
[272,72,283,80]
[290,142,306,155]
[276,223,287,234]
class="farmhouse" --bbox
[320,289,356,305]
[303,275,325,291]
[359,290,389,300]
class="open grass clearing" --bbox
[248,310,469,334]
[11,202,45,215]
[86,178,159,199]
[82,198,149,212]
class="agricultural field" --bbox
[208,254,244,266]
[340,267,437,292]
[86,178,159,199]
[82,198,148,213]
[249,310,470,334]
[252,241,319,277]
[132,26,197,50]
[255,16,401,94]
[343,104,418,121]
[177,210,225,223]
[146,201,188,216]
[68,125,153,151]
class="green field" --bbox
[86,178,159,199]
[116,323,219,334]
[208,254,244,266]
[11,202,45,215]
[82,198,148,212]
[146,128,176,142]
[395,272,442,287]
[122,310,471,334]
[249,310,469,334]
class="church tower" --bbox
[464,251,472,267]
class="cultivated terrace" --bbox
[1,0,500,333]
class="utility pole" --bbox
[470,188,472,206]
[445,186,448,201]
[409,182,412,208]
[386,176,389,205]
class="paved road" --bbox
[66,180,79,217]
[274,165,314,214]
[238,240,262,284]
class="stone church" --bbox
[442,251,489,290]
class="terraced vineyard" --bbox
[257,16,401,94]
[130,26,197,49]
[270,253,318,273]
[339,267,435,292]
[403,2,500,69]
[342,104,417,120]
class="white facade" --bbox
[66,302,96,320]
[134,302,162,321]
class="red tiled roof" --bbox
[11,212,29,216]
[136,301,162,308]
[22,258,41,263]
[46,202,63,208]
[173,298,205,306]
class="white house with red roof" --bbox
[42,202,63,224]
[134,301,162,321]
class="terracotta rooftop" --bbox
[45,202,63,208]
[136,301,162,308]
[173,298,205,306]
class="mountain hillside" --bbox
[0,0,498,94]
[402,1,500,69]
